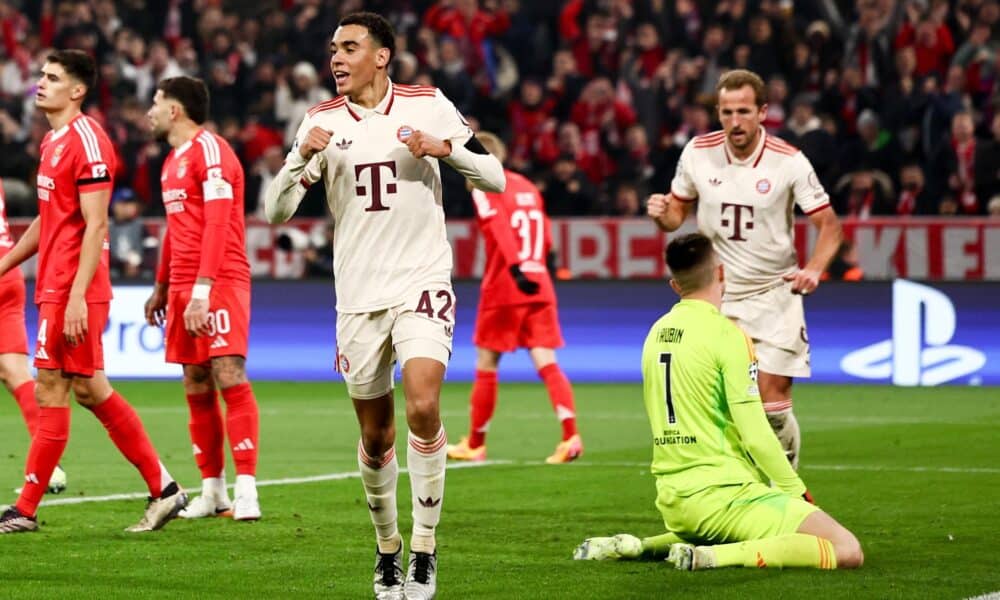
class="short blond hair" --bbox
[476,131,507,163]
[716,69,767,107]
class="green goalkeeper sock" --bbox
[641,532,686,559]
[708,534,837,569]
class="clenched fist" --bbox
[298,127,333,160]
[646,193,669,219]
[405,130,451,159]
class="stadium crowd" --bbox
[0,0,998,224]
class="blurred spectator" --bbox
[275,61,332,148]
[930,111,981,214]
[539,154,599,216]
[974,112,1000,204]
[988,195,1000,217]
[897,163,937,215]
[780,94,838,188]
[895,15,955,79]
[841,109,902,180]
[431,37,475,115]
[246,145,286,220]
[507,78,559,172]
[609,181,642,217]
[109,188,146,279]
[834,170,896,218]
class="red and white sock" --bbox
[15,406,70,517]
[358,440,400,553]
[468,370,498,448]
[408,426,446,554]
[539,364,577,440]
[222,383,259,477]
[13,381,39,438]
[89,390,173,497]
[187,390,224,480]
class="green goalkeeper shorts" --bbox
[654,479,819,544]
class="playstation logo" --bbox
[840,280,986,386]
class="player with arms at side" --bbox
[0,50,186,533]
[0,183,67,494]
[446,132,582,464]
[264,12,505,600]
[574,233,863,570]
[144,76,261,521]
[647,69,842,469]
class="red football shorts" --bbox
[165,286,250,365]
[34,301,109,377]
[473,302,564,353]
[0,278,28,355]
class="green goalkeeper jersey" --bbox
[641,298,806,497]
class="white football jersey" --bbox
[670,130,831,299]
[290,82,473,312]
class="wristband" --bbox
[192,283,211,300]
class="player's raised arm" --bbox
[647,192,695,232]
[417,90,505,192]
[649,141,698,232]
[264,115,328,224]
[0,216,40,278]
[722,327,807,498]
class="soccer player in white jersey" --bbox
[263,12,504,600]
[647,69,842,469]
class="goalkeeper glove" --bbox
[802,490,815,504]
[509,264,540,295]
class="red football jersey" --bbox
[0,178,24,285]
[158,129,251,289]
[472,170,555,308]
[34,113,114,304]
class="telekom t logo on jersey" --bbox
[720,202,754,241]
[355,161,398,212]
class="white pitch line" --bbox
[33,460,512,509]
[966,593,1000,600]
[10,459,994,511]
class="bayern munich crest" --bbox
[397,125,414,142]
[339,353,351,374]
[50,144,65,167]
[755,178,771,194]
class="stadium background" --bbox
[2,0,997,386]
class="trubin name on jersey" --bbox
[654,429,697,446]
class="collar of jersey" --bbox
[345,80,395,120]
[724,129,766,167]
[678,298,720,314]
[50,112,84,141]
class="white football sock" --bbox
[358,440,401,553]
[234,474,257,499]
[408,426,446,554]
[765,406,801,470]
[202,476,227,499]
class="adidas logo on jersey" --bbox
[233,438,255,452]
[210,336,229,349]
[35,346,49,360]
[336,138,352,150]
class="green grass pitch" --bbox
[0,382,997,599]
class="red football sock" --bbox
[15,406,70,517]
[468,370,498,449]
[13,381,39,438]
[88,391,164,497]
[539,364,577,440]
[187,390,224,479]
[222,383,259,476]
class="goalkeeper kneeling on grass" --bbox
[574,233,863,570]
